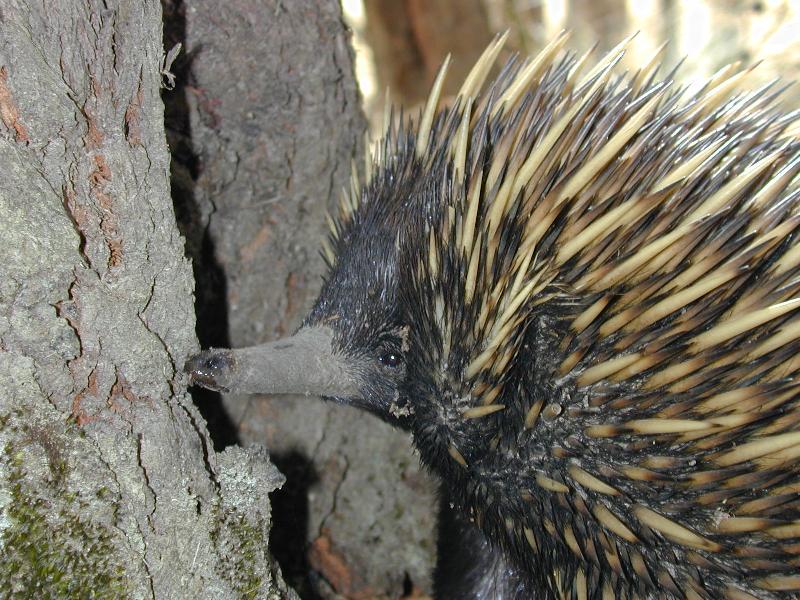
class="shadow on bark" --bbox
[161,3,322,597]
[270,451,323,600]
[162,0,239,451]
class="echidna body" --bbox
[187,33,800,599]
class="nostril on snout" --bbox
[205,351,232,371]
[183,350,234,392]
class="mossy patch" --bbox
[0,417,129,599]
[210,505,269,600]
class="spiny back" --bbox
[328,33,800,598]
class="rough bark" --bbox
[0,1,293,598]
[163,0,437,598]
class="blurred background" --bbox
[344,0,800,132]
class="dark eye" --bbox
[379,352,402,368]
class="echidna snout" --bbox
[188,32,800,599]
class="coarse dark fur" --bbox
[189,34,800,599]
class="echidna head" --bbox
[185,151,515,486]
[184,154,429,429]
[299,202,415,425]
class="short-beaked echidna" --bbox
[186,33,800,599]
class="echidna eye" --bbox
[379,352,402,368]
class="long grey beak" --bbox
[184,326,362,398]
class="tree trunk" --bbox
[162,0,438,597]
[0,1,294,597]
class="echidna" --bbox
[186,32,800,599]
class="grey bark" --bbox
[0,1,294,598]
[163,0,437,597]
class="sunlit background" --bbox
[342,0,800,131]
